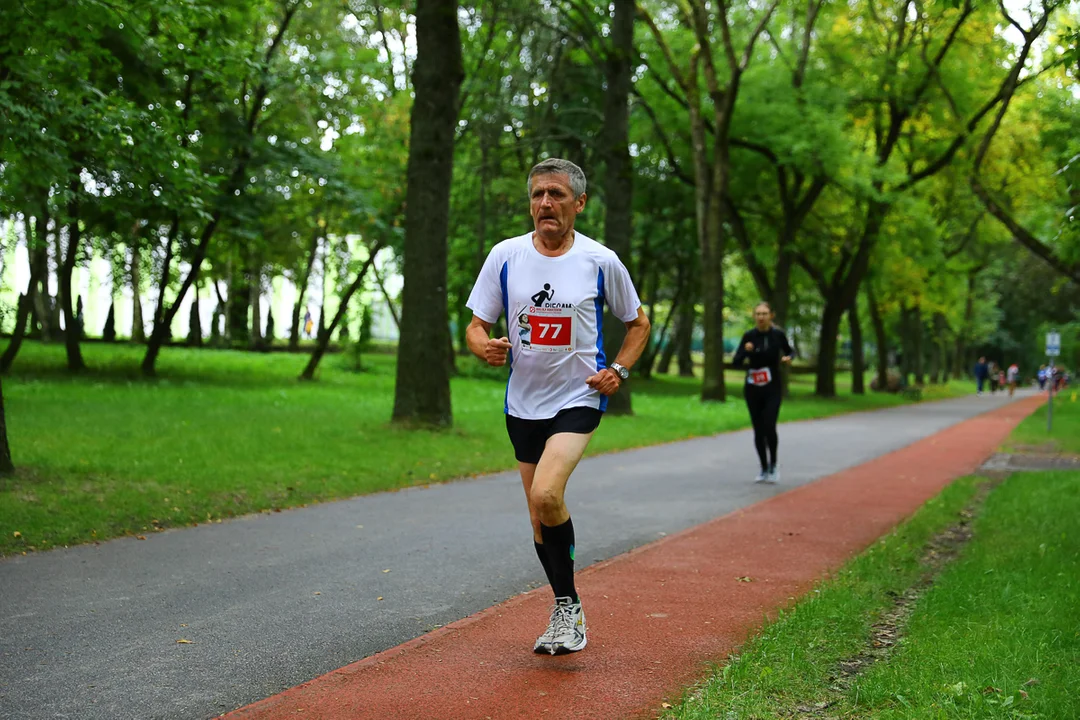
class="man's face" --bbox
[754,307,771,327]
[529,173,586,238]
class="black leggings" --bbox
[744,384,782,471]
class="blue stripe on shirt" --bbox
[500,261,511,415]
[595,267,607,413]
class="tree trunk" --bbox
[477,130,489,279]
[60,185,86,371]
[898,307,912,384]
[188,283,202,347]
[930,312,946,384]
[849,301,865,395]
[390,0,462,427]
[954,270,977,379]
[28,207,52,342]
[773,251,794,398]
[1,213,47,371]
[300,245,385,380]
[912,303,924,386]
[0,375,13,476]
[0,294,31,373]
[371,260,400,329]
[228,263,250,347]
[128,227,145,342]
[676,300,695,377]
[814,297,844,397]
[867,283,888,391]
[249,261,263,351]
[289,228,320,350]
[599,0,635,414]
[691,125,727,400]
[640,279,681,379]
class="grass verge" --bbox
[1003,386,1080,455]
[660,470,1080,719]
[1,341,968,555]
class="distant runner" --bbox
[731,302,793,483]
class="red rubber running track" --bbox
[226,396,1043,720]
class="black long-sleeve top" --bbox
[731,326,793,387]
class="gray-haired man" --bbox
[465,158,651,654]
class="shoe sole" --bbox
[551,634,587,655]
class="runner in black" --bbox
[730,302,793,483]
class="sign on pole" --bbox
[1046,331,1061,357]
[1047,329,1058,432]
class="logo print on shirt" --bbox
[531,283,555,306]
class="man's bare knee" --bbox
[530,485,564,517]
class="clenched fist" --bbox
[485,337,512,367]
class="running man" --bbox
[1007,362,1019,396]
[731,302,793,483]
[465,158,650,655]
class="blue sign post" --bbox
[1047,330,1060,432]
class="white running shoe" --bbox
[533,605,560,653]
[535,597,586,655]
[768,466,780,484]
[754,470,769,483]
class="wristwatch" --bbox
[609,362,630,381]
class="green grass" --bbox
[660,480,1080,715]
[0,341,967,555]
[1004,387,1080,455]
[843,470,1080,718]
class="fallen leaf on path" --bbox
[377,597,384,601]
[136,535,147,540]
[176,639,193,644]
[736,576,753,582]
[383,569,391,573]
[661,702,672,709]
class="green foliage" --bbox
[0,0,1074,395]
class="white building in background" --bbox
[0,220,401,343]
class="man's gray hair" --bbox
[527,158,587,198]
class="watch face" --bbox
[613,364,629,380]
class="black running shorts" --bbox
[505,406,603,464]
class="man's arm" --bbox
[466,315,512,367]
[586,307,651,396]
[611,307,651,370]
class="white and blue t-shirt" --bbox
[466,232,641,419]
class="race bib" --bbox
[748,367,772,386]
[517,305,575,353]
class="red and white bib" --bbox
[748,367,772,387]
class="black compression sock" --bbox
[540,518,578,603]
[534,541,555,588]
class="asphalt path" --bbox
[0,391,1024,719]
